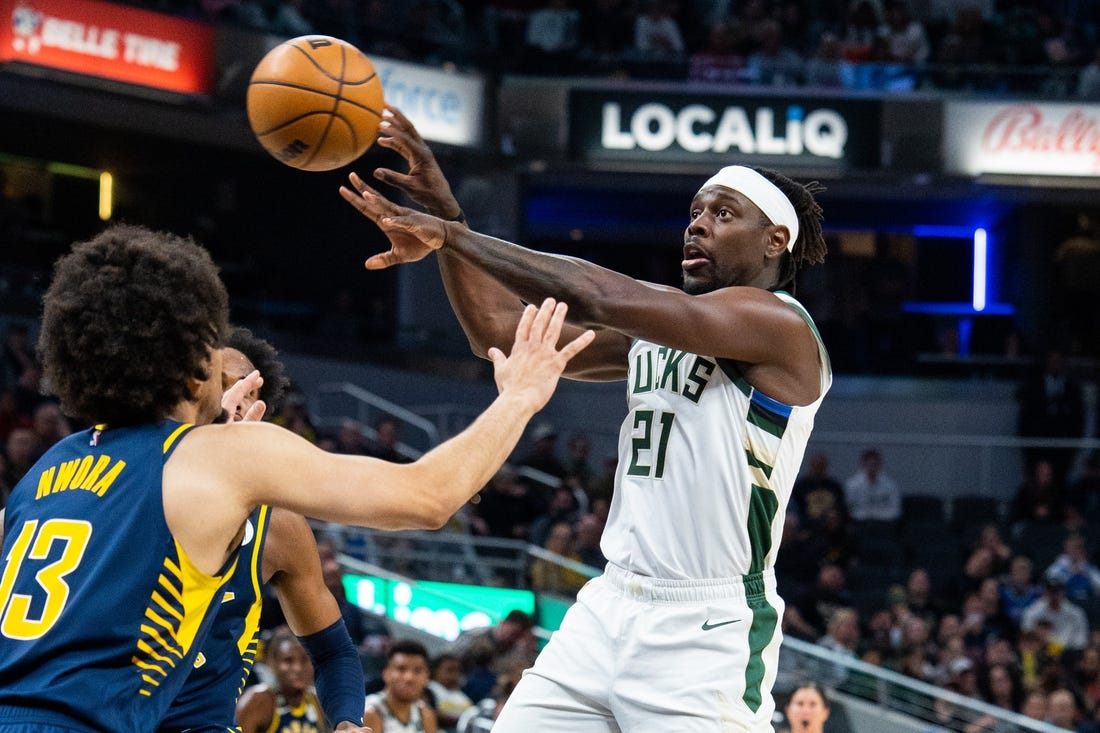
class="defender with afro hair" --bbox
[38,224,229,427]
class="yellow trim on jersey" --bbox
[235,505,271,695]
[135,540,236,697]
[162,423,193,454]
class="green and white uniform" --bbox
[494,292,831,733]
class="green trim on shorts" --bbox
[741,590,779,713]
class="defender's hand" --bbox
[490,298,595,413]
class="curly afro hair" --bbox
[226,326,291,414]
[38,224,229,426]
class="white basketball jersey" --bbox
[600,291,831,580]
[364,692,427,733]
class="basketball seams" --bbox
[300,42,346,168]
[246,35,384,171]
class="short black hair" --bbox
[387,639,429,663]
[39,224,228,426]
[227,326,291,414]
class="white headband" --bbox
[702,166,799,252]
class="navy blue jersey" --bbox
[159,505,272,733]
[0,422,236,732]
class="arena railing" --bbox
[779,636,1066,732]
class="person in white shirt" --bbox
[1021,576,1089,652]
[844,448,902,521]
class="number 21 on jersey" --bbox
[627,409,676,479]
[0,519,92,639]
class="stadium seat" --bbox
[902,494,946,523]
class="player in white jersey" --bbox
[342,106,832,732]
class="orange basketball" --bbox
[246,36,384,172]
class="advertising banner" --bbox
[570,89,881,169]
[373,56,484,147]
[944,101,1100,177]
[0,0,215,95]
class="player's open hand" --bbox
[340,172,447,270]
[372,105,462,220]
[222,369,266,422]
[489,298,595,412]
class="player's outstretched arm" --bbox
[264,509,367,732]
[368,105,531,365]
[341,178,629,380]
[165,299,594,576]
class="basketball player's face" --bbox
[220,347,258,422]
[383,652,430,703]
[683,187,773,294]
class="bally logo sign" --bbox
[945,101,1100,177]
[0,0,214,95]
[570,90,880,168]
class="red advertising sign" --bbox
[0,0,214,95]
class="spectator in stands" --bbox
[29,399,71,454]
[999,560,1042,626]
[817,607,861,687]
[333,417,369,455]
[778,682,832,733]
[574,512,607,570]
[2,425,38,488]
[775,511,823,599]
[792,451,848,530]
[235,628,325,733]
[271,390,317,443]
[1079,46,1100,98]
[449,610,537,683]
[1072,646,1100,717]
[633,0,686,57]
[1047,534,1100,607]
[881,0,929,64]
[1022,688,1050,721]
[472,464,542,541]
[366,415,412,463]
[795,563,854,638]
[1011,458,1065,526]
[1022,575,1089,655]
[973,523,1013,576]
[981,662,1023,712]
[270,0,313,35]
[530,520,588,597]
[688,20,742,83]
[906,568,944,629]
[746,18,804,85]
[427,653,475,733]
[841,0,884,61]
[517,421,566,479]
[1016,349,1085,487]
[562,432,594,494]
[1,323,35,388]
[804,31,847,87]
[363,639,438,733]
[527,486,579,548]
[1047,687,1097,733]
[844,447,902,522]
[523,0,580,73]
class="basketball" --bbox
[246,36,385,172]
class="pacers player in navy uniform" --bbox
[161,328,365,733]
[0,224,593,732]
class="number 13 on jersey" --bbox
[0,519,92,640]
[627,409,676,479]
